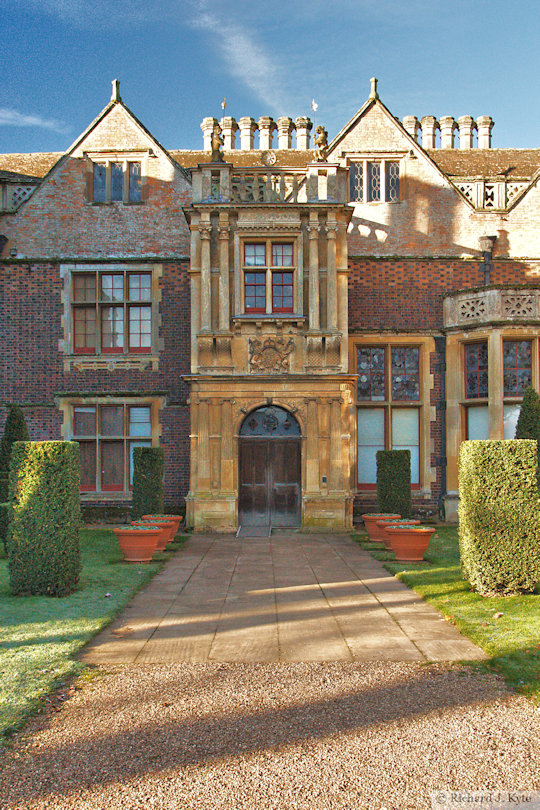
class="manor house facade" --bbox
[2,79,540,529]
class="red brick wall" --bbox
[0,259,191,507]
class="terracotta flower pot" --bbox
[377,518,421,550]
[113,525,161,562]
[131,519,175,551]
[142,514,183,537]
[386,525,435,562]
[361,513,401,542]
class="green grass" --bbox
[0,528,187,744]
[352,527,540,701]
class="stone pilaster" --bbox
[199,217,212,331]
[308,212,320,331]
[328,398,343,491]
[326,215,338,331]
[218,212,230,331]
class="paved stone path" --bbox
[82,533,484,663]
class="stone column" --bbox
[326,214,338,331]
[337,272,348,370]
[218,212,230,331]
[440,116,456,149]
[295,117,313,149]
[238,117,258,150]
[201,117,218,151]
[305,398,320,491]
[308,212,320,330]
[477,116,494,148]
[198,399,210,491]
[220,117,238,150]
[200,218,212,331]
[258,117,276,150]
[328,398,343,491]
[277,116,295,149]
[220,399,233,492]
[190,216,201,371]
[421,116,438,149]
[402,115,420,140]
[209,400,221,491]
[457,116,475,149]
[488,329,503,438]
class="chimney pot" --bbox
[201,117,219,151]
[220,117,238,150]
[402,116,420,141]
[238,116,258,150]
[258,116,277,150]
[439,116,457,149]
[276,116,295,149]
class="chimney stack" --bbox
[220,117,238,150]
[201,117,218,151]
[421,116,439,149]
[476,116,494,149]
[457,116,476,149]
[238,116,258,150]
[402,116,420,141]
[439,116,457,149]
[258,116,277,150]
[295,116,313,149]
[277,116,295,149]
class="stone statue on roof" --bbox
[211,123,224,162]
[314,125,328,161]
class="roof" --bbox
[169,149,315,169]
[0,152,63,179]
[428,149,540,179]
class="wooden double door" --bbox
[239,438,301,528]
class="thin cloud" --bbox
[190,8,290,115]
[0,108,70,134]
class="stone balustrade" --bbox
[444,286,540,328]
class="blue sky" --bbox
[1,0,539,154]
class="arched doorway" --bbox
[238,406,301,528]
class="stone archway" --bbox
[238,406,301,528]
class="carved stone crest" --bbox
[249,336,294,373]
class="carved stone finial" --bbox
[369,77,379,100]
[111,79,121,103]
[313,125,329,161]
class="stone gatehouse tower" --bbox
[184,160,355,530]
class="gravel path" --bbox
[1,662,538,810]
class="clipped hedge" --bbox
[0,405,29,502]
[376,449,412,518]
[8,441,81,596]
[131,446,164,520]
[0,502,8,554]
[459,440,540,596]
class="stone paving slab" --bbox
[80,532,486,664]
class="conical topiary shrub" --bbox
[0,404,29,502]
[515,387,540,485]
[131,447,164,521]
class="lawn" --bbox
[0,528,186,744]
[352,526,540,701]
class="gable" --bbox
[71,103,161,157]
[327,101,413,159]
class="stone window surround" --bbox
[350,334,436,496]
[84,150,150,205]
[347,154,404,204]
[236,233,303,318]
[57,394,165,501]
[59,263,163,372]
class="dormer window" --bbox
[92,160,141,203]
[349,160,400,203]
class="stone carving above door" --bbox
[249,336,294,373]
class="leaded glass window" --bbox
[357,347,385,400]
[386,161,400,202]
[503,340,531,397]
[367,162,381,202]
[391,347,420,400]
[465,342,488,399]
[349,163,363,202]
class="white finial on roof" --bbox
[369,77,379,100]
[111,79,121,103]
